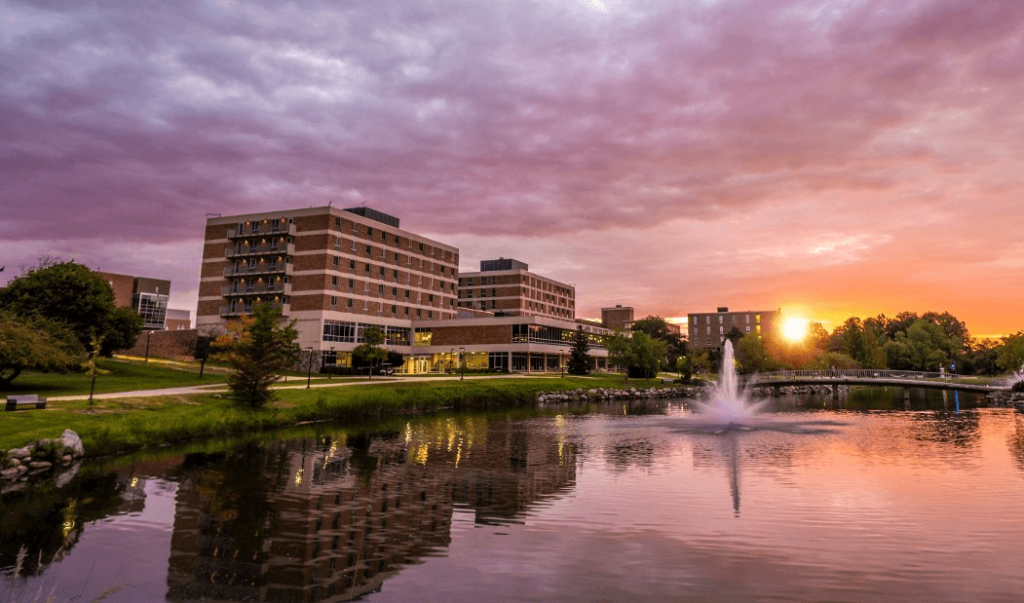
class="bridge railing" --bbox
[744,369,1000,387]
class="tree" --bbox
[996,331,1024,374]
[214,303,300,408]
[630,316,687,369]
[0,259,142,356]
[735,332,772,373]
[0,312,86,386]
[724,326,744,349]
[353,327,388,375]
[193,332,217,378]
[605,329,666,381]
[567,325,591,375]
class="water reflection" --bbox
[3,400,1024,603]
[162,416,577,601]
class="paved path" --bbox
[47,373,562,402]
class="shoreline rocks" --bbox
[1,429,84,492]
[536,385,705,405]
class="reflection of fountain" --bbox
[1010,363,1024,385]
[694,341,766,426]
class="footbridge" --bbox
[741,369,1009,395]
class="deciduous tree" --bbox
[0,311,86,386]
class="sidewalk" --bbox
[47,373,557,402]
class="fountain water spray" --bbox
[695,340,766,424]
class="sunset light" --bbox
[783,318,809,342]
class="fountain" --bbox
[670,339,838,435]
[694,340,765,425]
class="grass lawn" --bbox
[0,374,677,457]
[0,357,229,398]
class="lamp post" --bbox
[306,346,314,389]
[449,348,455,374]
[329,346,335,380]
[144,330,153,363]
[460,347,465,381]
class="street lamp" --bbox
[306,346,314,389]
[144,330,153,363]
[328,346,335,380]
[460,347,465,381]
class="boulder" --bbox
[28,461,53,471]
[9,447,32,460]
[1,467,20,480]
[60,430,84,457]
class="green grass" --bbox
[0,358,230,397]
[0,374,676,457]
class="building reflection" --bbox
[165,416,578,602]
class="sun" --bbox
[783,317,808,342]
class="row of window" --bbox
[327,257,457,293]
[327,282,453,307]
[331,216,457,266]
[323,321,412,345]
[329,237,457,276]
[327,296,451,318]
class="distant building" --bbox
[457,258,575,321]
[96,271,170,330]
[600,305,634,331]
[165,309,192,330]
[687,307,780,350]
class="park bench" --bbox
[5,394,47,411]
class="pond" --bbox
[2,390,1023,603]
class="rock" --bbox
[16,465,28,475]
[28,461,53,471]
[59,430,84,457]
[61,455,73,464]
[9,447,32,460]
[1,467,20,480]
[5,458,20,468]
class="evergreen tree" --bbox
[567,325,591,375]
[215,303,300,408]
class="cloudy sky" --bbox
[2,0,1022,337]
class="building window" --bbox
[335,217,341,229]
[349,260,355,270]
[333,256,340,267]
[367,227,373,237]
[347,298,353,308]
[330,296,337,308]
[331,276,339,288]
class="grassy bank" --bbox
[0,375,673,457]
[0,358,229,397]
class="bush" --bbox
[1011,380,1024,393]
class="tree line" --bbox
[733,311,1024,376]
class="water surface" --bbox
[2,396,1023,602]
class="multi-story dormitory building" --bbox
[198,206,609,374]
[457,258,576,320]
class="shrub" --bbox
[1011,380,1024,393]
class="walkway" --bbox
[47,373,562,402]
[743,369,1009,393]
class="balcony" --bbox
[226,242,295,258]
[227,223,297,239]
[221,282,291,297]
[223,263,293,277]
[220,302,290,317]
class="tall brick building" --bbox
[687,307,781,350]
[457,258,575,320]
[198,206,460,367]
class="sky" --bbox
[2,0,1022,338]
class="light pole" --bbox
[306,346,314,389]
[449,348,455,374]
[328,346,335,380]
[144,330,153,363]
[460,347,465,381]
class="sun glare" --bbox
[783,317,808,342]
